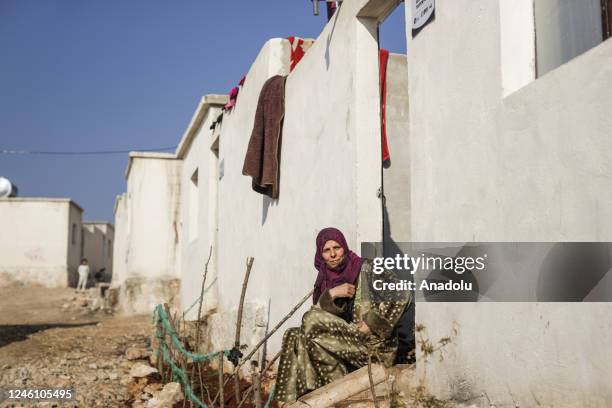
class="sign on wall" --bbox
[412,0,435,31]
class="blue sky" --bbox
[0,1,406,221]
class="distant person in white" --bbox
[77,258,90,292]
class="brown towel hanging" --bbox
[242,75,287,199]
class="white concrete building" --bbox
[173,0,410,359]
[404,0,612,406]
[112,0,612,403]
[112,194,128,294]
[175,95,227,320]
[0,198,84,287]
[82,221,114,282]
[114,152,182,314]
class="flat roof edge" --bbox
[0,197,84,212]
[124,151,179,179]
[175,94,228,159]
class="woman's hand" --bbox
[356,321,372,336]
[329,283,355,299]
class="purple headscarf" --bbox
[313,227,363,304]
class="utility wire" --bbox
[0,146,177,156]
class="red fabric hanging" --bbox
[379,48,390,162]
[224,75,247,111]
[224,87,239,111]
[287,36,307,72]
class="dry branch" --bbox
[195,246,213,351]
[234,257,255,404]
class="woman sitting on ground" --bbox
[275,227,411,404]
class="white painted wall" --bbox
[0,198,83,287]
[205,38,292,355]
[204,0,384,358]
[383,53,410,243]
[118,153,182,314]
[104,224,114,280]
[177,96,226,321]
[112,194,128,287]
[405,0,612,405]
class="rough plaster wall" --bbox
[180,106,223,320]
[120,157,183,314]
[122,276,181,316]
[383,53,410,243]
[212,38,292,355]
[406,0,612,405]
[0,200,73,287]
[180,128,204,320]
[210,0,383,357]
[206,121,221,314]
[112,194,127,287]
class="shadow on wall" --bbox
[382,204,416,363]
[262,195,277,226]
[67,266,79,288]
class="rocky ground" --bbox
[0,284,452,408]
[0,284,182,408]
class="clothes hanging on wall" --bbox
[210,113,224,130]
[224,75,247,112]
[288,36,306,72]
[380,48,391,162]
[224,87,239,111]
[242,75,287,199]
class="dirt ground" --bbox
[0,284,152,407]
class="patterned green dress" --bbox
[275,259,411,403]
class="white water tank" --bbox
[0,177,18,198]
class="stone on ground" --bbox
[145,382,183,408]
[126,346,149,360]
[129,363,159,378]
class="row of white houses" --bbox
[112,1,612,406]
[0,198,114,288]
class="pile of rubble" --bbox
[60,286,117,316]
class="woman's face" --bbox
[322,240,345,269]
